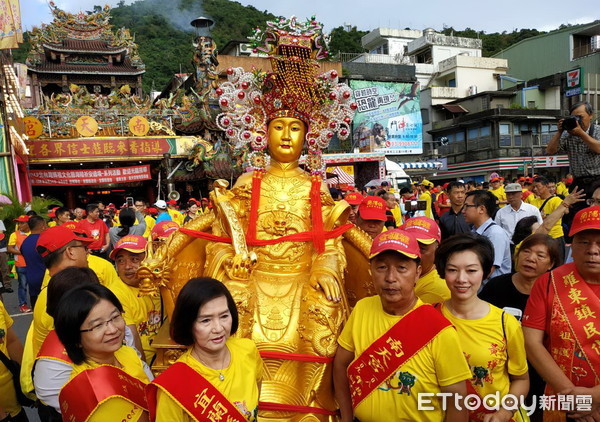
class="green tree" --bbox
[329,25,368,55]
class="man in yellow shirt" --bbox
[109,235,162,364]
[355,196,387,239]
[418,179,434,219]
[166,199,184,226]
[333,229,471,422]
[489,177,507,207]
[402,216,450,304]
[134,199,156,238]
[533,176,565,260]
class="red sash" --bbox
[36,330,72,364]
[146,362,247,422]
[59,365,148,422]
[348,304,452,409]
[543,264,600,421]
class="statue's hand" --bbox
[225,252,258,281]
[310,272,341,303]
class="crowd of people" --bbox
[0,175,599,421]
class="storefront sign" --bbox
[565,68,583,97]
[26,137,198,162]
[75,116,99,137]
[30,165,151,186]
[350,80,422,155]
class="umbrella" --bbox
[364,179,392,188]
[0,194,12,205]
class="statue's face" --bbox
[267,117,306,163]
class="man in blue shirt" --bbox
[154,199,172,224]
[462,189,511,280]
[20,215,48,309]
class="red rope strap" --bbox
[310,174,325,254]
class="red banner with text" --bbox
[30,165,151,186]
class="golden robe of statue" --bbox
[139,117,372,421]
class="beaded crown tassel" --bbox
[215,16,357,174]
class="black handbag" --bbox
[0,349,35,407]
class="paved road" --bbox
[1,279,41,422]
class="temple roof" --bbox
[43,39,128,54]
[27,2,144,72]
[30,58,145,76]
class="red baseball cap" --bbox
[358,196,387,221]
[167,199,178,205]
[151,220,180,240]
[569,206,600,237]
[36,225,93,257]
[345,192,364,205]
[109,234,147,260]
[370,229,421,260]
[14,215,29,222]
[61,221,79,231]
[442,182,450,190]
[524,177,533,184]
[490,177,500,182]
[402,217,441,244]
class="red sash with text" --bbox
[348,304,452,409]
[36,330,72,365]
[146,362,247,422]
[543,264,600,421]
[59,365,148,422]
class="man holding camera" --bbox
[547,102,600,190]
[547,101,600,232]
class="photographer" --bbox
[547,101,600,186]
[546,101,600,231]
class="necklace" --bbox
[193,348,228,381]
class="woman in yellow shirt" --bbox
[55,283,151,422]
[435,234,530,422]
[148,278,263,421]
[0,301,26,421]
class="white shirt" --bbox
[494,201,543,240]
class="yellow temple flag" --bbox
[0,0,23,50]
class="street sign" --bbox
[565,68,583,97]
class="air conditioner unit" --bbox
[239,43,252,56]
[468,85,478,96]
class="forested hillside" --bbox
[13,0,558,93]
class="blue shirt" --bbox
[155,212,172,223]
[20,234,46,296]
[474,218,511,279]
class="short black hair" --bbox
[28,215,45,231]
[54,283,124,365]
[512,216,539,246]
[47,267,100,319]
[435,233,494,279]
[466,189,498,218]
[26,210,38,216]
[399,187,411,195]
[170,278,239,346]
[55,207,71,219]
[447,181,465,192]
[86,203,99,214]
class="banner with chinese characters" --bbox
[26,137,198,162]
[0,0,22,50]
[30,165,151,186]
[350,80,422,155]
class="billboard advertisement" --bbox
[350,80,422,155]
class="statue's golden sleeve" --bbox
[164,211,215,255]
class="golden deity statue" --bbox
[138,16,372,421]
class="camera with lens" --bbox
[562,115,582,131]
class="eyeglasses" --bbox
[587,198,600,206]
[80,313,124,333]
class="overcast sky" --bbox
[24,0,597,34]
